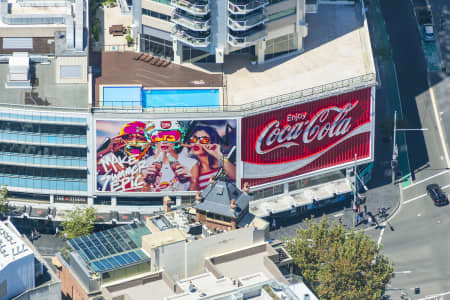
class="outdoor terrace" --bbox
[222,3,375,106]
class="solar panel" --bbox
[115,255,126,265]
[128,251,140,261]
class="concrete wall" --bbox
[185,227,263,277]
[0,26,65,37]
[151,241,186,281]
[141,15,173,33]
[141,0,173,15]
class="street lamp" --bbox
[391,110,428,183]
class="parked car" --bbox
[423,24,435,42]
[426,184,449,206]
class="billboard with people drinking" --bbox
[96,119,237,193]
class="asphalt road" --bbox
[429,0,450,167]
[380,0,448,183]
[367,189,450,300]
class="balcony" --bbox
[172,27,210,48]
[228,10,266,31]
[228,0,267,15]
[171,0,209,16]
[228,26,267,47]
[172,11,210,31]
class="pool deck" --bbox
[94,52,223,106]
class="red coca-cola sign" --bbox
[241,88,373,187]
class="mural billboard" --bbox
[96,119,237,192]
[241,88,373,187]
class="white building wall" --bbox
[0,253,35,300]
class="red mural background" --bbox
[241,87,373,187]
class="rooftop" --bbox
[142,228,187,249]
[68,222,151,273]
[92,3,374,111]
[0,220,33,269]
[222,3,375,106]
[0,62,88,108]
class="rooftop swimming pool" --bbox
[102,86,220,108]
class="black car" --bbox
[426,184,449,206]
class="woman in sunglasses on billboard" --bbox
[141,121,199,192]
[186,125,236,190]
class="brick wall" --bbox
[55,257,89,300]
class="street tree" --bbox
[286,217,394,300]
[0,186,9,217]
[61,207,96,239]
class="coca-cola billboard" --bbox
[241,88,373,187]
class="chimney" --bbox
[163,196,174,213]
[230,199,237,211]
[195,191,203,204]
[243,182,250,195]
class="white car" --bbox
[423,24,435,42]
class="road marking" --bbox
[393,270,412,274]
[377,226,385,248]
[403,170,449,190]
[418,290,450,300]
[333,212,344,217]
[403,184,450,204]
[429,86,450,169]
[404,193,427,204]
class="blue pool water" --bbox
[102,86,141,107]
[142,89,219,108]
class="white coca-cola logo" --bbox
[255,101,359,155]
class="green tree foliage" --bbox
[286,217,394,300]
[61,207,96,239]
[0,186,9,216]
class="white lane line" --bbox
[403,170,449,190]
[429,86,450,169]
[333,212,344,217]
[377,226,385,248]
[404,184,450,204]
[418,290,450,300]
[393,270,412,274]
[404,193,427,204]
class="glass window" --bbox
[267,8,296,22]
[265,33,297,60]
[140,34,174,59]
[141,9,171,21]
[253,184,284,200]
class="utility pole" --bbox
[392,111,398,183]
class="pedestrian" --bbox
[55,226,59,237]
[338,217,343,225]
[271,218,276,229]
[368,215,372,225]
[34,228,39,240]
[30,230,34,242]
[377,208,381,216]
[356,213,360,225]
[363,204,367,216]
[356,205,360,213]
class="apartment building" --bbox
[131,0,314,64]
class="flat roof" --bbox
[107,274,176,300]
[142,228,187,249]
[0,63,88,108]
[223,4,375,106]
[0,221,33,270]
